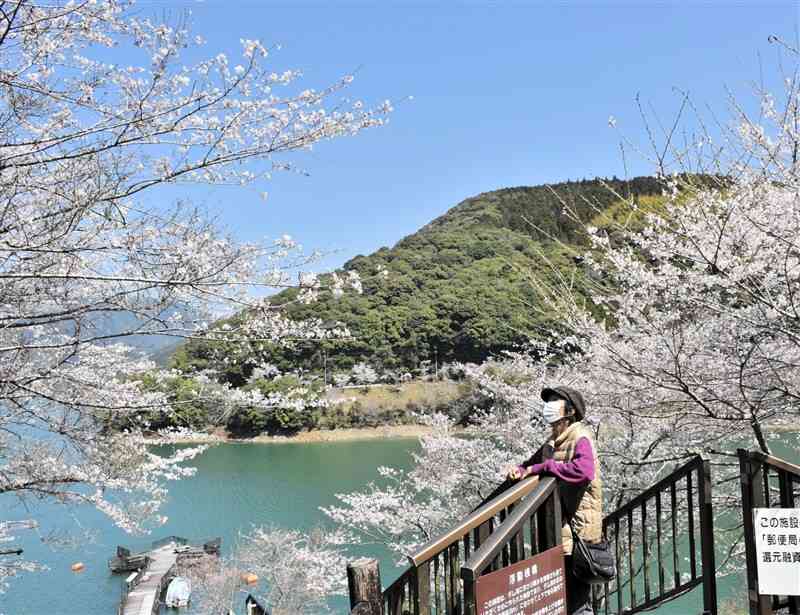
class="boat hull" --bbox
[165,576,192,608]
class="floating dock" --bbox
[112,536,221,615]
[119,543,177,615]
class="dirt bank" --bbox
[146,423,435,445]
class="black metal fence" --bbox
[592,456,718,615]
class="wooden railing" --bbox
[351,453,723,615]
[460,476,562,615]
[381,474,546,615]
[738,449,800,615]
[592,455,717,615]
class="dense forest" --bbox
[171,176,671,385]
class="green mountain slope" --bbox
[173,177,666,383]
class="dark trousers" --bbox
[564,555,594,615]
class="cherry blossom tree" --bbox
[527,70,800,570]
[0,0,390,587]
[236,526,350,615]
[326,60,800,580]
[323,349,577,561]
[189,526,351,615]
[351,362,379,387]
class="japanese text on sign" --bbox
[475,545,567,615]
[754,508,800,596]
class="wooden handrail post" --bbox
[552,484,562,549]
[347,558,383,615]
[738,449,773,615]
[537,483,560,551]
[410,560,431,615]
[463,577,476,615]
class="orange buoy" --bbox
[70,562,85,572]
[241,572,258,585]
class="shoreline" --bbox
[145,424,434,445]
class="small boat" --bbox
[165,576,191,608]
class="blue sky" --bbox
[139,0,798,269]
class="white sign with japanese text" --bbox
[754,508,800,596]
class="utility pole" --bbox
[324,348,328,387]
[434,347,439,381]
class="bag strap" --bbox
[567,518,581,541]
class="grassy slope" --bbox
[320,380,469,429]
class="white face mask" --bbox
[542,400,565,424]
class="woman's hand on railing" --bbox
[507,465,530,481]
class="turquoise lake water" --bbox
[1,434,797,615]
[1,439,417,615]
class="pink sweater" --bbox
[520,437,595,484]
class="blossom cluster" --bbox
[0,0,388,589]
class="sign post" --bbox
[753,508,800,596]
[475,545,567,615]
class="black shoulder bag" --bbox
[569,520,616,584]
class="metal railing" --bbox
[592,455,717,615]
[738,448,800,615]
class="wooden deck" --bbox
[119,544,177,615]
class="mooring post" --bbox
[347,558,383,615]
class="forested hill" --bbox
[172,177,666,382]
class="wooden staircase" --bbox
[348,455,720,615]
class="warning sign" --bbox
[475,545,567,615]
[754,508,800,596]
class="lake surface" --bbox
[1,439,417,615]
[1,434,797,615]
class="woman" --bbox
[508,386,602,615]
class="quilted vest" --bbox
[546,421,603,555]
